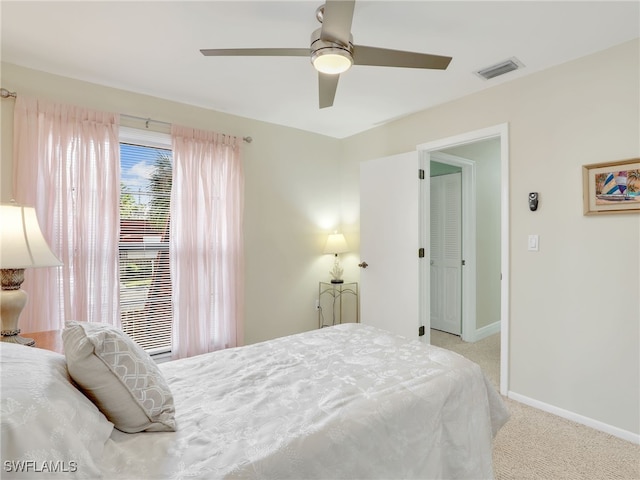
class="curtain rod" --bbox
[0,88,253,144]
[121,113,253,144]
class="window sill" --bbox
[150,349,172,364]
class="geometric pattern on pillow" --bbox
[98,334,172,420]
[62,321,176,433]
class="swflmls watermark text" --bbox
[4,460,78,473]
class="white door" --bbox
[359,151,427,340]
[430,173,462,335]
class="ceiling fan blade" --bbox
[319,72,340,109]
[320,0,355,44]
[353,45,452,70]
[200,48,309,57]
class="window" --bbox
[119,127,172,353]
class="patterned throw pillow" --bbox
[62,321,176,433]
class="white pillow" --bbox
[62,321,176,433]
[0,342,113,478]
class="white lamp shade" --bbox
[0,204,62,269]
[323,233,349,255]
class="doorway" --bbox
[429,151,478,342]
[418,124,509,395]
[359,124,509,395]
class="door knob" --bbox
[358,261,369,269]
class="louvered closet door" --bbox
[430,173,462,335]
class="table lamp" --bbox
[0,203,62,346]
[323,232,348,284]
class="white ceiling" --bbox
[2,1,638,138]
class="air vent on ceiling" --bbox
[475,57,524,80]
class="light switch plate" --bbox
[528,234,539,251]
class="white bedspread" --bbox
[100,324,508,479]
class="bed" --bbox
[1,322,508,479]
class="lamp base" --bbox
[329,256,345,285]
[1,268,34,347]
[0,331,35,346]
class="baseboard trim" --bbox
[508,391,640,445]
[474,321,500,341]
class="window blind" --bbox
[119,129,173,353]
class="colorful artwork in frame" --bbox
[582,158,640,215]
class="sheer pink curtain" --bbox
[170,125,244,359]
[13,96,121,332]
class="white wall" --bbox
[0,62,343,346]
[1,38,638,438]
[340,39,639,437]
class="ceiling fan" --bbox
[200,0,452,109]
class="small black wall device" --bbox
[529,192,539,211]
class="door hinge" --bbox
[418,247,425,258]
[418,325,425,336]
[419,169,425,179]
[462,259,466,266]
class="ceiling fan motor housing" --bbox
[310,27,354,74]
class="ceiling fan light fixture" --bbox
[201,2,453,108]
[310,27,354,74]
[312,48,353,74]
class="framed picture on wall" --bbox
[582,158,640,215]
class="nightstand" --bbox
[21,330,64,354]
[318,281,359,328]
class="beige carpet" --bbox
[430,330,640,480]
